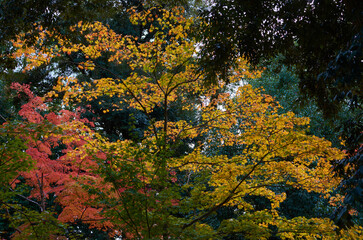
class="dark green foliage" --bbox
[0,0,140,43]
[65,223,111,240]
[0,128,33,186]
[333,133,363,227]
[0,0,361,237]
[199,0,362,117]
[247,56,342,147]
[0,80,12,124]
[83,97,150,142]
[0,0,147,75]
[280,189,330,219]
[317,29,362,113]
[248,55,363,228]
[0,126,55,239]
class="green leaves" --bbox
[0,124,33,185]
[3,4,362,239]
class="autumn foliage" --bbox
[1,6,362,240]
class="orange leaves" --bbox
[8,7,200,121]
[230,57,264,82]
[78,60,95,70]
[7,5,356,240]
[56,177,113,230]
[5,83,116,232]
[11,27,56,72]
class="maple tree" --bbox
[246,55,363,229]
[197,1,362,226]
[3,6,362,239]
[0,82,114,239]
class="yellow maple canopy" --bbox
[10,6,362,240]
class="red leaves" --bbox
[11,83,47,124]
[18,96,46,124]
[37,141,52,155]
[6,83,113,231]
[10,82,34,98]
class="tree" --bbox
[247,55,343,147]
[247,55,363,227]
[198,0,362,117]
[5,6,362,239]
[197,0,362,228]
[0,0,136,42]
[0,82,114,239]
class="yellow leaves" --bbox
[219,210,274,240]
[329,194,344,207]
[169,80,345,235]
[128,6,191,36]
[46,76,82,106]
[10,6,352,239]
[221,211,362,240]
[11,30,56,71]
[148,120,198,142]
[275,217,337,239]
[78,60,95,70]
[229,57,264,82]
[338,225,363,240]
[193,222,215,238]
[11,7,203,118]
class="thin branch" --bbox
[167,72,203,95]
[0,113,7,122]
[79,207,88,221]
[0,201,41,239]
[92,63,160,143]
[34,172,45,212]
[165,56,194,93]
[114,183,142,239]
[138,156,152,238]
[182,152,271,230]
[8,187,42,211]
